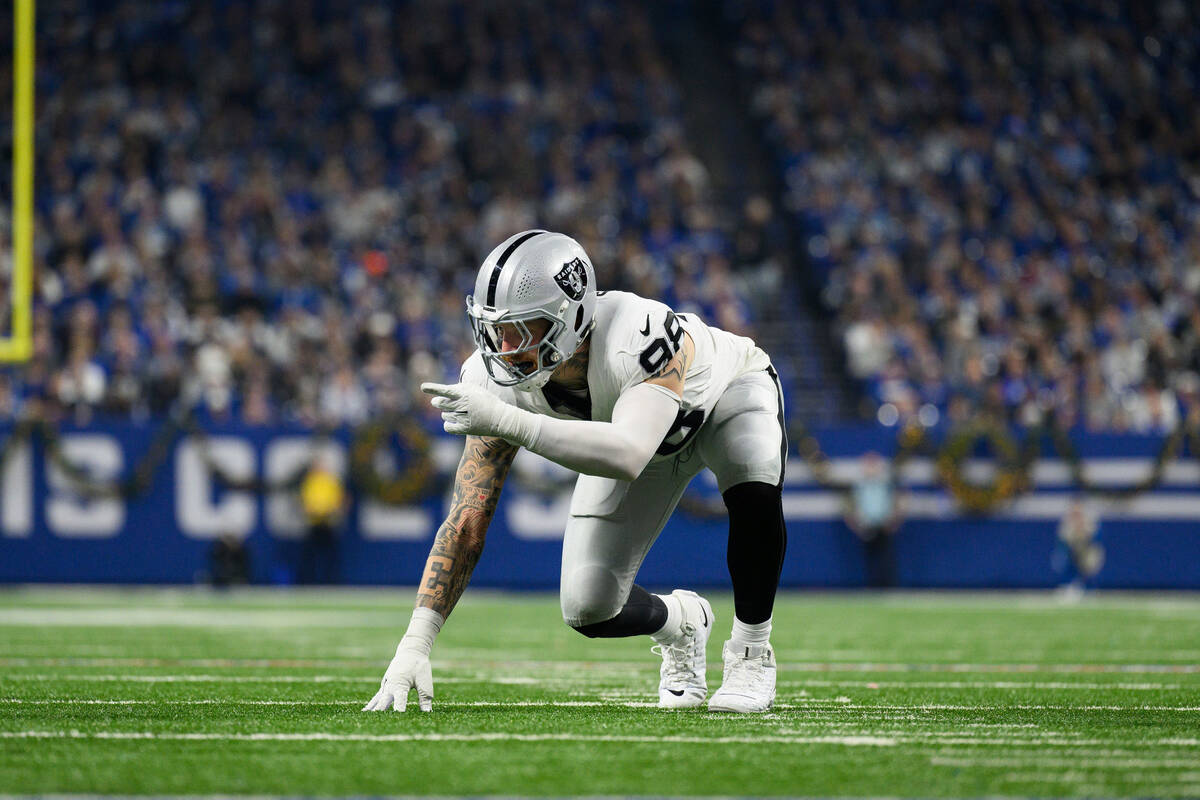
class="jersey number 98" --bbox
[639,311,684,374]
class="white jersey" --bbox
[460,291,771,459]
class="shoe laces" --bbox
[721,648,771,692]
[653,623,700,681]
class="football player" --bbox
[364,230,787,713]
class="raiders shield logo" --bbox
[554,258,588,300]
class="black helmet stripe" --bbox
[486,230,545,307]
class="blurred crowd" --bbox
[0,0,761,427]
[735,0,1200,432]
[4,0,1198,436]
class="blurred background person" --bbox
[845,451,903,588]
[1053,497,1105,599]
[299,451,347,585]
[208,531,251,588]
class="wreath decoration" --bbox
[348,416,436,505]
[935,420,1030,514]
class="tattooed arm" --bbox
[364,434,516,712]
[414,434,518,618]
[643,332,694,399]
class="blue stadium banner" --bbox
[1,422,1197,588]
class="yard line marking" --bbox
[0,730,899,746]
[0,657,385,669]
[3,674,1186,691]
[1,674,1192,699]
[2,729,1196,749]
[3,657,1197,674]
[0,699,668,709]
[794,703,1200,711]
[0,674,539,685]
[0,609,405,627]
[933,756,1200,769]
[3,699,1198,714]
[780,679,1184,690]
[778,662,1200,675]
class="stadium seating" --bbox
[4,0,762,426]
[5,0,1199,435]
[731,0,1200,431]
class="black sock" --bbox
[571,584,668,638]
[723,481,787,624]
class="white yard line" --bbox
[2,673,1187,691]
[0,609,404,627]
[0,699,666,709]
[3,657,1197,674]
[5,698,1196,713]
[778,662,1200,674]
[1,728,1196,750]
[810,703,1200,711]
[0,730,899,746]
[0,674,541,685]
[933,756,1200,769]
[780,679,1185,690]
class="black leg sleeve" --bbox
[723,481,788,624]
[571,584,668,638]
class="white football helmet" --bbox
[467,230,597,391]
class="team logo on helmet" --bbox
[553,258,588,301]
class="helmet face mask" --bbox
[467,230,598,392]
[467,301,570,390]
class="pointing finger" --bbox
[420,382,457,398]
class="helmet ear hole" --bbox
[574,306,584,332]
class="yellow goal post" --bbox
[1,0,34,363]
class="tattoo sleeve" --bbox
[414,435,517,618]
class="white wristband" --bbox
[398,607,445,657]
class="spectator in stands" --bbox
[733,0,1200,432]
[16,0,759,431]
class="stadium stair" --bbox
[649,1,858,425]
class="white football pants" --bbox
[559,368,786,627]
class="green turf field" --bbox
[1,588,1198,798]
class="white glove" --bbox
[363,644,433,712]
[421,382,538,443]
[363,608,443,712]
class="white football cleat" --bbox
[653,590,714,709]
[708,640,776,713]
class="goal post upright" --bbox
[1,0,34,364]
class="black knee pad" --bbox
[723,480,784,517]
[569,584,667,639]
[570,617,620,639]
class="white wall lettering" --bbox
[46,435,124,538]
[175,438,256,539]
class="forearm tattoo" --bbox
[415,435,516,617]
